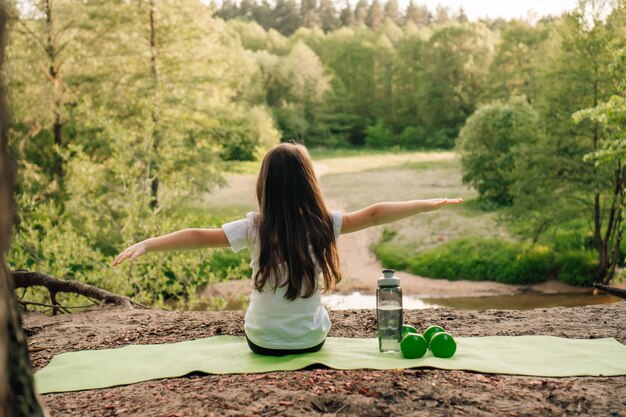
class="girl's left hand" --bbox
[112,241,149,266]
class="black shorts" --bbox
[245,335,325,356]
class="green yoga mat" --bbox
[35,336,626,394]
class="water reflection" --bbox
[424,293,621,310]
[321,291,621,311]
[322,292,438,310]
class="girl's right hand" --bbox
[112,241,149,266]
[440,197,464,206]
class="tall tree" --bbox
[420,23,493,147]
[9,0,76,203]
[339,0,354,27]
[405,1,430,25]
[319,0,339,32]
[0,3,46,415]
[273,0,302,35]
[573,48,626,282]
[384,0,401,25]
[354,0,368,25]
[434,5,450,24]
[252,0,275,30]
[366,0,383,30]
[301,0,320,27]
[239,0,255,19]
[456,7,469,23]
[215,0,238,19]
[511,0,626,283]
[483,19,550,103]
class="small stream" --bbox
[321,291,621,310]
[189,290,622,311]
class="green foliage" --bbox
[457,96,541,205]
[408,239,553,285]
[7,1,265,311]
[399,126,428,148]
[555,250,597,286]
[374,237,598,286]
[365,119,396,148]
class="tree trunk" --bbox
[593,192,609,282]
[603,164,625,284]
[0,3,46,415]
[148,0,160,211]
[593,283,626,299]
[44,0,64,195]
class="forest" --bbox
[6,0,626,310]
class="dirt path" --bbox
[26,301,626,416]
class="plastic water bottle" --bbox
[377,269,403,353]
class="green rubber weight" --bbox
[402,324,418,338]
[429,332,457,358]
[423,325,445,345]
[401,333,428,359]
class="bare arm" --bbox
[341,198,463,234]
[112,228,229,266]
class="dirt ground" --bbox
[25,301,626,417]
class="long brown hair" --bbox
[254,143,341,300]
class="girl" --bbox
[113,143,463,356]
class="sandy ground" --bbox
[25,301,626,417]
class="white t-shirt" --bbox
[221,210,343,349]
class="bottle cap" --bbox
[378,269,400,287]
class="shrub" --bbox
[365,119,396,148]
[405,238,553,285]
[374,236,599,286]
[456,96,541,205]
[399,126,428,148]
[425,127,457,149]
[555,250,597,286]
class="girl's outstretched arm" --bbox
[340,198,463,234]
[112,228,229,266]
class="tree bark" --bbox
[44,0,64,194]
[0,3,47,415]
[593,283,626,299]
[12,270,146,310]
[148,0,160,211]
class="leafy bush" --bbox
[365,119,396,148]
[9,200,252,310]
[425,127,458,149]
[399,126,428,148]
[555,250,597,286]
[374,237,598,286]
[456,96,541,205]
[407,238,553,285]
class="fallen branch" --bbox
[11,270,147,311]
[593,283,626,299]
[18,300,96,313]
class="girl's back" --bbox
[222,207,342,350]
[222,143,342,352]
